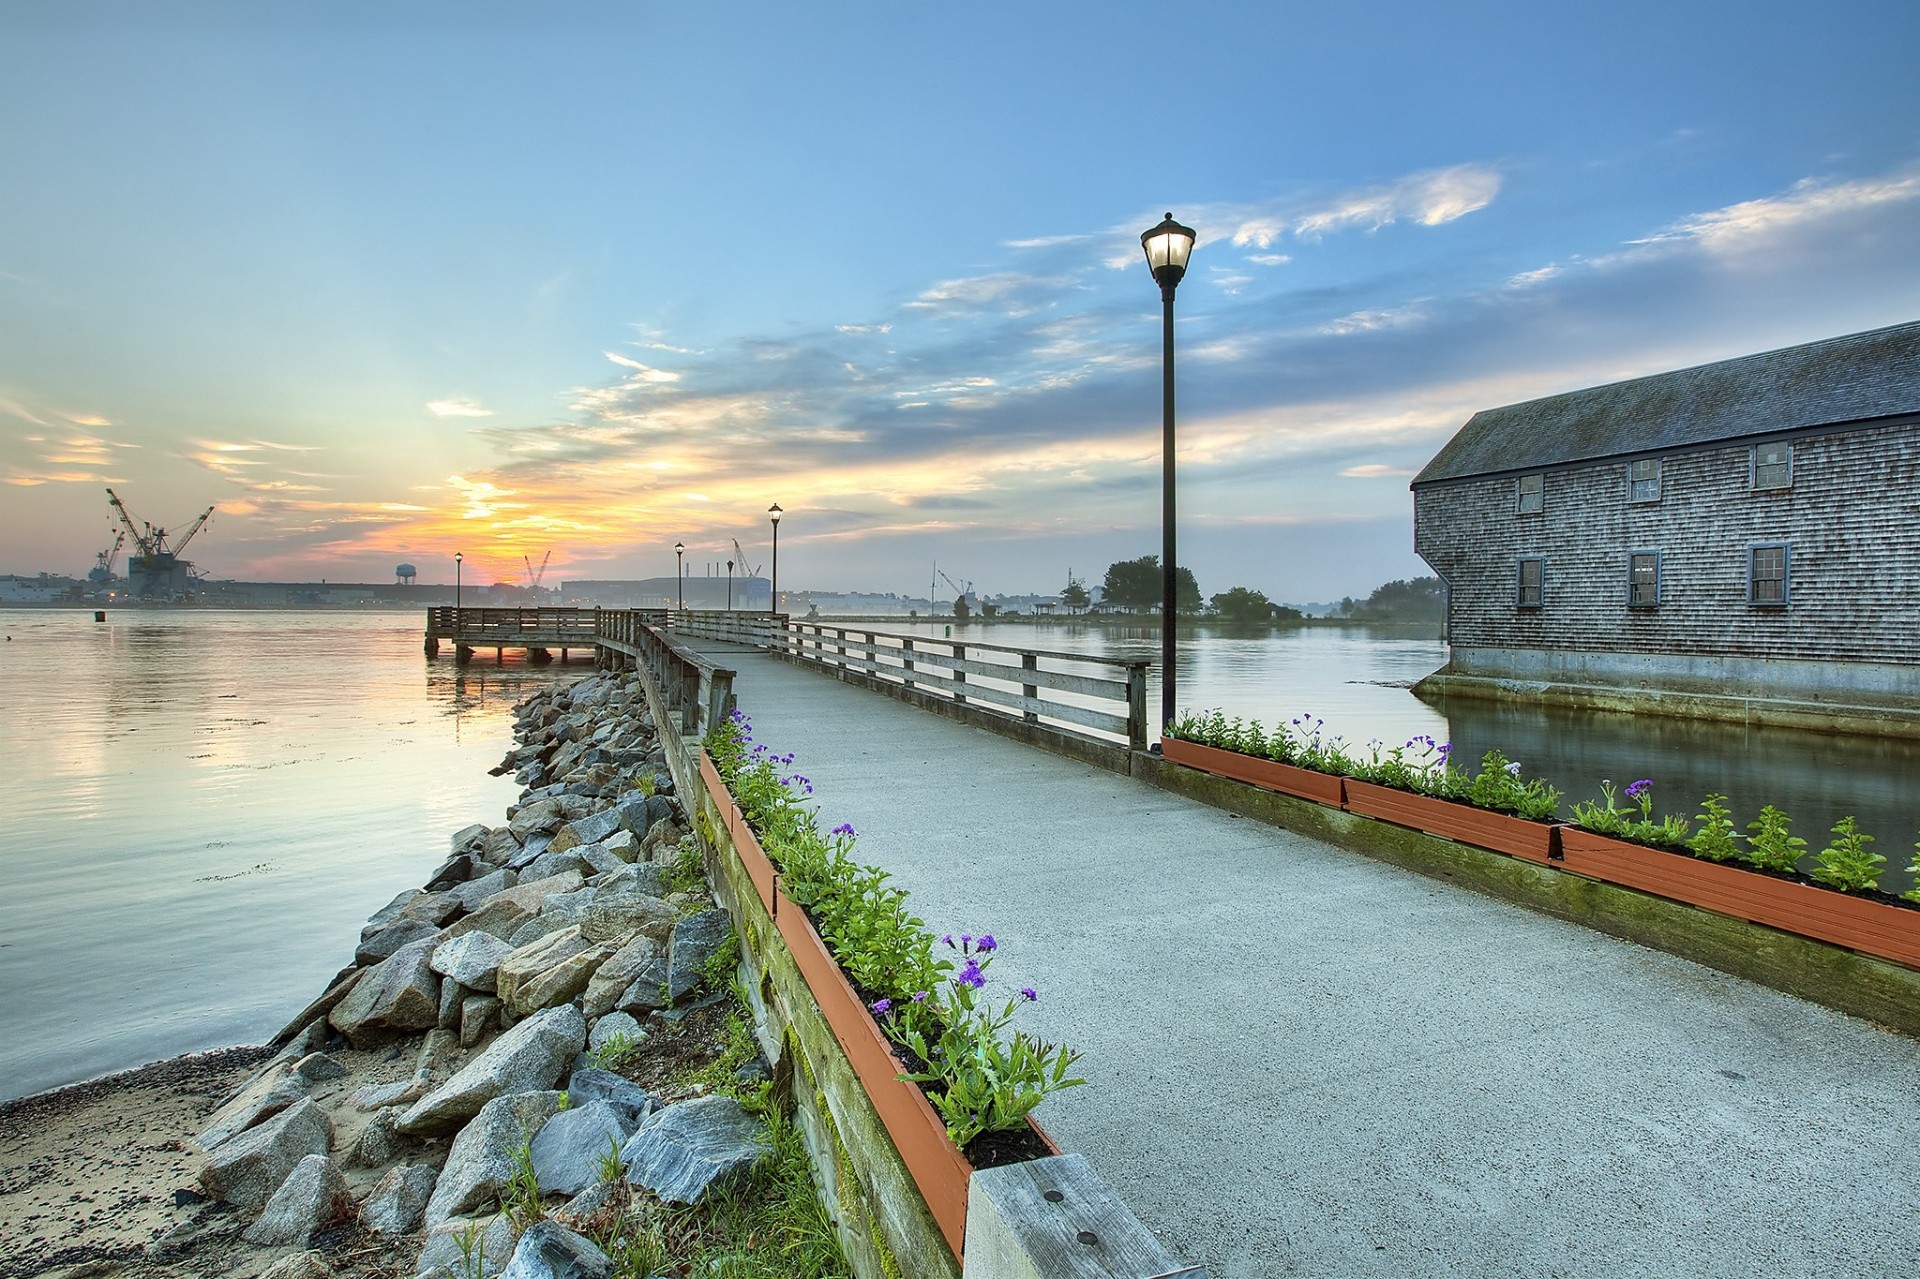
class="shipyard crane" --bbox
[88,531,126,585]
[106,488,215,598]
[937,567,973,603]
[730,538,763,579]
[523,551,552,591]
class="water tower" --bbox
[396,563,417,586]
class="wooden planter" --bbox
[1343,780,1558,865]
[1161,737,1345,806]
[1557,827,1920,969]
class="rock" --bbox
[416,1027,461,1080]
[596,862,667,899]
[398,1004,586,1134]
[355,916,442,966]
[440,896,534,943]
[612,964,671,1018]
[438,974,464,1028]
[508,941,618,1016]
[330,938,442,1045]
[506,833,554,870]
[556,1179,622,1226]
[640,818,688,858]
[363,888,424,935]
[242,1153,350,1246]
[417,1214,519,1278]
[500,1219,613,1279]
[451,867,518,913]
[620,1095,767,1205]
[433,931,515,993]
[599,830,640,863]
[529,1100,633,1196]
[574,841,627,877]
[426,853,477,891]
[452,822,491,853]
[401,891,466,927]
[520,849,592,883]
[259,1252,337,1279]
[579,886,675,945]
[293,1052,348,1083]
[559,807,626,849]
[347,1108,401,1168]
[359,1163,439,1235]
[270,968,367,1046]
[495,927,593,1010]
[350,1079,415,1112]
[196,1060,307,1151]
[422,1090,565,1227]
[461,995,502,1047]
[581,935,664,1019]
[587,1012,644,1055]
[666,910,733,1002]
[484,870,587,916]
[564,1068,655,1127]
[508,797,565,841]
[506,913,575,949]
[201,1097,334,1208]
[481,827,524,866]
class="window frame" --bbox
[1516,557,1544,609]
[1627,549,1661,609]
[1751,441,1793,491]
[1515,473,1544,515]
[1628,457,1662,504]
[1748,543,1790,607]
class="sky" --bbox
[2,2,1917,604]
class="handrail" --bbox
[593,610,734,736]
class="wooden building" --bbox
[1410,321,1920,731]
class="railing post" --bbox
[707,669,735,736]
[1022,652,1039,724]
[952,642,966,705]
[836,628,847,671]
[1128,662,1149,753]
[902,637,915,689]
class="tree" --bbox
[1060,576,1090,613]
[1101,555,1200,613]
[1210,586,1304,623]
[1335,576,1445,622]
[952,593,971,622]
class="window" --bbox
[1516,558,1543,608]
[1753,442,1792,490]
[1629,458,1661,503]
[1628,551,1660,607]
[1516,473,1543,514]
[1750,544,1789,605]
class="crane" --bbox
[106,488,215,598]
[88,531,125,585]
[730,538,763,579]
[523,551,552,592]
[937,567,973,603]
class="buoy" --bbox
[95,611,107,622]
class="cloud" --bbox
[1341,463,1419,478]
[836,323,893,334]
[427,398,494,418]
[1247,253,1292,266]
[1628,168,1920,256]
[904,272,1063,317]
[604,352,682,382]
[0,395,50,427]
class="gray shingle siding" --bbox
[1415,421,1920,666]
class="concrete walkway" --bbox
[698,643,1920,1279]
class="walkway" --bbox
[693,641,1920,1278]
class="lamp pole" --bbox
[1141,212,1197,743]
[454,551,463,637]
[674,542,684,611]
[727,559,734,611]
[768,503,783,615]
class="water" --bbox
[0,609,576,1101]
[2,612,1911,1100]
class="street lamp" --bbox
[768,504,783,614]
[674,542,685,611]
[726,559,735,610]
[1141,211,1197,742]
[454,551,463,636]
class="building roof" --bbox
[1413,320,1920,486]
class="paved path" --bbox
[696,643,1920,1278]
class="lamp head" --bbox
[1140,212,1197,290]
[768,502,782,525]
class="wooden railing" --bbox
[425,606,601,643]
[595,612,734,737]
[671,609,785,648]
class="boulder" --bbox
[422,1090,566,1228]
[451,867,518,913]
[452,822,492,853]
[259,1252,336,1279]
[432,931,516,993]
[574,841,627,878]
[242,1153,350,1246]
[439,897,533,944]
[196,1060,307,1151]
[481,828,524,866]
[558,807,626,850]
[362,888,424,936]
[529,1100,633,1196]
[293,1052,348,1083]
[564,1068,655,1128]
[201,1097,333,1208]
[461,995,502,1047]
[330,938,441,1045]
[495,928,593,1010]
[506,833,554,871]
[401,891,465,927]
[665,910,733,1002]
[587,1012,644,1056]
[349,1079,415,1112]
[438,974,464,1028]
[425,853,477,892]
[519,849,592,883]
[620,1095,767,1205]
[482,871,587,917]
[359,1163,439,1235]
[355,916,442,967]
[596,863,666,899]
[581,935,664,1020]
[507,941,618,1017]
[346,1109,401,1168]
[581,887,675,945]
[500,1219,613,1279]
[398,1004,585,1134]
[599,830,639,863]
[417,1214,519,1279]
[508,798,565,841]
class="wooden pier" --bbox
[424,606,604,665]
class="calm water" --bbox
[0,609,575,1101]
[2,612,1912,1100]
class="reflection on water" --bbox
[0,609,577,1100]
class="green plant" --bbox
[1744,805,1807,874]
[500,1138,543,1229]
[598,1133,625,1186]
[1688,794,1742,862]
[1460,750,1562,820]
[1571,778,1689,847]
[665,839,706,896]
[633,770,658,798]
[453,1220,490,1279]
[700,931,743,993]
[1811,816,1884,892]
[588,1032,646,1071]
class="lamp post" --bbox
[726,559,734,611]
[674,542,684,611]
[454,551,463,636]
[768,504,783,614]
[1141,211,1197,743]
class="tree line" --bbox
[1060,556,1442,623]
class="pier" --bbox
[423,605,610,665]
[424,606,1920,1276]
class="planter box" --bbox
[1344,779,1558,865]
[701,751,775,913]
[1558,827,1920,970]
[1161,737,1345,806]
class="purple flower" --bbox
[1625,779,1653,800]
[831,822,857,838]
[1437,743,1453,757]
[1020,987,1038,1001]
[958,960,985,989]
[976,934,997,952]
[911,990,929,1003]
[870,998,892,1015]
[1505,761,1523,776]
[960,934,972,948]
[940,933,954,947]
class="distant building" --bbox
[1411,321,1920,729]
